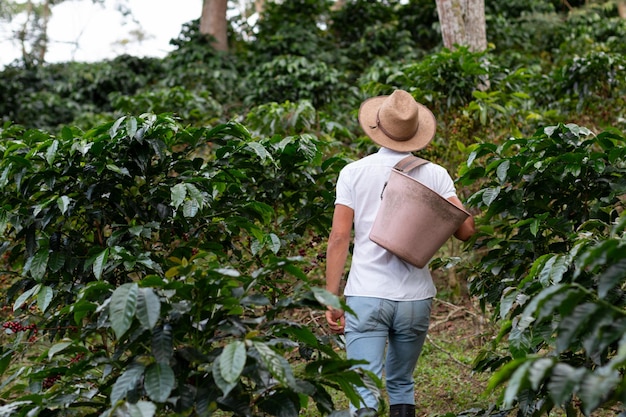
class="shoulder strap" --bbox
[379,155,430,199]
[393,155,429,173]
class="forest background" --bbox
[1,0,626,416]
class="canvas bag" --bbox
[369,155,470,268]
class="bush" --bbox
[243,56,345,108]
[0,56,165,131]
[458,123,626,416]
[547,51,626,114]
[0,115,369,416]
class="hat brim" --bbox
[358,95,437,152]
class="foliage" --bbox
[243,55,346,109]
[328,0,434,78]
[250,0,333,59]
[484,0,556,18]
[458,123,626,415]
[330,0,398,47]
[0,115,371,416]
[163,19,244,107]
[396,0,441,50]
[557,4,626,56]
[383,46,492,115]
[2,0,626,416]
[0,56,165,131]
[110,87,224,127]
[547,51,626,113]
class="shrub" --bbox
[243,56,345,108]
[458,123,626,416]
[0,115,368,416]
[547,51,626,114]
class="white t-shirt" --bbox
[335,147,458,301]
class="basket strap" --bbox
[393,155,429,173]
[380,156,430,199]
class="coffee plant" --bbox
[458,123,626,415]
[0,114,372,416]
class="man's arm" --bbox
[447,196,476,241]
[324,204,353,333]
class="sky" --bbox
[0,0,202,68]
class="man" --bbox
[324,89,475,417]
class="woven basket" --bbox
[369,156,469,268]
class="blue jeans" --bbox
[344,296,432,411]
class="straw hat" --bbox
[358,89,436,152]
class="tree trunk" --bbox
[435,0,486,52]
[38,0,51,63]
[200,0,229,52]
[618,1,626,19]
[255,0,265,15]
[331,0,346,11]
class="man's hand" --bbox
[325,308,345,334]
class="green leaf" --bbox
[126,117,138,139]
[530,218,540,237]
[265,233,281,254]
[182,199,199,218]
[241,293,271,306]
[482,186,501,206]
[526,254,551,283]
[185,183,206,208]
[582,314,626,365]
[257,390,300,416]
[45,139,59,165]
[115,401,156,417]
[213,354,237,397]
[251,239,263,255]
[136,287,160,330]
[109,115,127,138]
[527,357,555,391]
[110,283,139,339]
[496,160,510,182]
[92,248,109,280]
[71,300,97,325]
[13,284,40,311]
[499,287,518,319]
[516,284,567,335]
[111,363,145,405]
[29,249,49,281]
[61,126,73,141]
[171,183,186,209]
[311,287,342,310]
[144,363,175,403]
[71,139,93,155]
[578,369,620,416]
[246,141,272,162]
[538,254,569,286]
[37,285,53,313]
[106,163,130,176]
[556,302,599,354]
[597,258,626,299]
[0,350,13,376]
[486,357,527,394]
[547,363,585,406]
[246,201,275,223]
[48,252,65,273]
[281,325,319,347]
[536,286,580,322]
[252,341,297,389]
[220,341,246,384]
[151,324,173,364]
[47,341,72,360]
[282,263,308,280]
[502,359,532,408]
